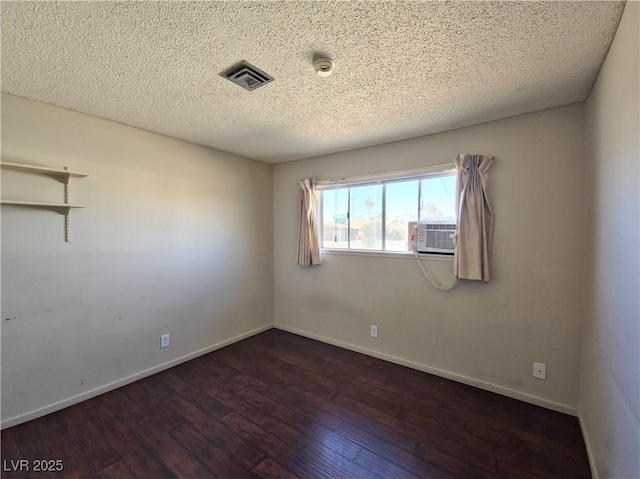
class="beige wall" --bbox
[580,2,640,478]
[0,94,274,426]
[274,104,586,412]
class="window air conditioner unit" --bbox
[408,220,456,254]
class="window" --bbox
[319,168,457,254]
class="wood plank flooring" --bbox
[1,329,591,478]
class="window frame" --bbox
[317,165,457,257]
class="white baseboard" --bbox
[578,413,598,479]
[275,324,577,416]
[1,324,273,429]
[3,322,578,429]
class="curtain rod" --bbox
[315,163,455,189]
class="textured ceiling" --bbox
[1,1,625,163]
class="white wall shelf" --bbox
[0,200,86,208]
[0,162,88,241]
[0,161,88,178]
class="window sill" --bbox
[321,249,454,262]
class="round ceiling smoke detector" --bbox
[314,58,334,77]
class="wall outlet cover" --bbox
[533,362,546,380]
[161,333,170,349]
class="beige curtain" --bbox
[296,178,322,266]
[454,154,494,281]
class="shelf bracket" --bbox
[65,212,71,242]
[64,168,71,242]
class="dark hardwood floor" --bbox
[1,328,591,478]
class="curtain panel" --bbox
[296,178,322,267]
[454,154,494,281]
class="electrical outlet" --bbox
[533,362,546,380]
[161,333,170,349]
[371,325,378,338]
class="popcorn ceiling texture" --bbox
[1,1,625,163]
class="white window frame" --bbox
[316,165,456,259]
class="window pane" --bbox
[420,174,457,222]
[322,188,349,248]
[385,180,419,251]
[350,185,382,250]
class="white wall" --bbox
[274,104,586,412]
[580,2,640,478]
[0,94,274,426]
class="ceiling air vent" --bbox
[220,60,274,91]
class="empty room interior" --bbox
[1,1,638,479]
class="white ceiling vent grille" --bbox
[220,60,274,91]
